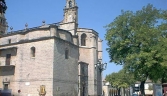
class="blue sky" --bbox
[5,0,167,78]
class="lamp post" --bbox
[95,59,107,73]
[95,59,107,96]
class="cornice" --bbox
[0,36,78,48]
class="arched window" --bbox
[69,1,72,8]
[8,39,11,44]
[31,47,35,57]
[65,48,69,59]
[81,34,87,46]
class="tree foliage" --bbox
[105,69,135,88]
[105,5,167,95]
[105,4,167,83]
[105,69,136,96]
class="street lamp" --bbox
[95,59,107,72]
[95,59,107,96]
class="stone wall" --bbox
[53,38,79,96]
[0,25,78,96]
[0,39,54,96]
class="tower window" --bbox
[6,54,11,65]
[81,34,87,46]
[69,1,72,8]
[31,47,35,57]
[65,48,69,59]
[8,39,11,44]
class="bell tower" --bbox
[0,0,7,34]
[64,0,78,23]
[59,0,78,36]
[66,0,76,9]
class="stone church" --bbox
[0,0,103,96]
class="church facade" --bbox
[0,0,103,96]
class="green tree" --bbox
[105,4,167,95]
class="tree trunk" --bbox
[140,80,146,96]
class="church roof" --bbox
[1,22,60,37]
